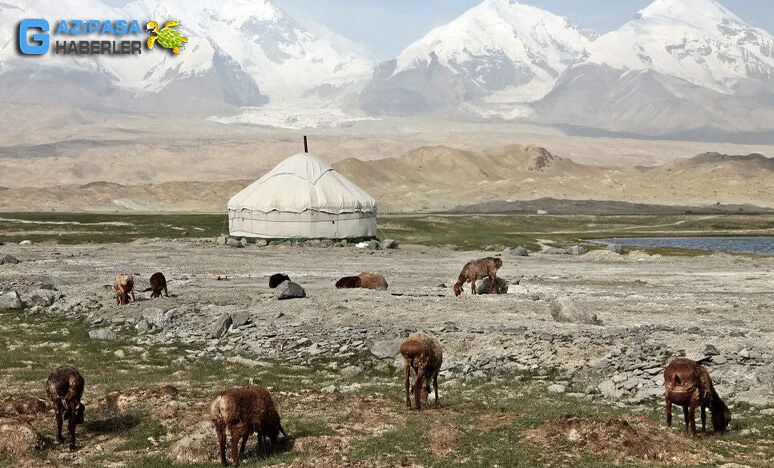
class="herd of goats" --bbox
[39,256,730,466]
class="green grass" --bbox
[1,212,772,254]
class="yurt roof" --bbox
[228,152,377,214]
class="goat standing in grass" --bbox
[46,366,85,450]
[453,257,502,296]
[664,358,730,434]
[400,332,443,410]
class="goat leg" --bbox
[701,405,707,432]
[414,366,426,411]
[489,272,497,294]
[55,402,65,443]
[682,406,691,433]
[665,395,672,427]
[67,400,77,450]
[470,281,476,295]
[229,423,246,467]
[404,362,412,409]
[433,372,440,408]
[688,402,697,435]
[215,424,227,466]
[240,432,248,457]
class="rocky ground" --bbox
[1,239,773,466]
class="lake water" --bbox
[592,237,774,255]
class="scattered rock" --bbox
[114,350,126,359]
[27,289,60,306]
[0,254,19,265]
[216,236,227,246]
[19,240,32,245]
[226,356,267,368]
[549,298,602,325]
[230,310,252,327]
[544,247,568,255]
[321,384,339,394]
[367,240,380,250]
[255,239,268,247]
[704,344,720,356]
[226,238,243,248]
[240,237,248,247]
[274,281,306,300]
[135,319,152,333]
[370,338,404,359]
[484,245,495,251]
[88,328,117,341]
[0,291,24,310]
[210,313,232,338]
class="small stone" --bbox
[114,350,125,359]
[606,244,624,254]
[19,240,32,245]
[274,281,306,300]
[0,291,24,310]
[240,237,248,247]
[210,314,232,339]
[506,246,528,256]
[135,319,151,333]
[255,239,268,247]
[88,328,117,341]
[484,245,494,251]
[567,245,587,255]
[230,310,252,327]
[307,343,324,356]
[0,254,19,265]
[476,277,509,295]
[370,338,404,359]
[321,385,339,394]
[216,236,227,246]
[548,384,566,394]
[226,238,243,248]
[380,239,398,250]
[704,344,720,356]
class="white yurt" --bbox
[228,151,377,240]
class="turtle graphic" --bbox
[146,21,188,55]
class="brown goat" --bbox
[46,365,85,450]
[400,332,443,410]
[142,272,168,298]
[335,276,362,289]
[210,386,286,466]
[664,358,730,435]
[358,272,388,290]
[454,257,502,296]
[114,273,135,305]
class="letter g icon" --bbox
[19,19,49,55]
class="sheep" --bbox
[210,386,286,466]
[400,332,443,410]
[453,257,502,296]
[335,276,362,289]
[269,274,290,289]
[357,272,388,290]
[46,366,85,450]
[114,273,135,305]
[142,272,168,298]
[664,358,730,435]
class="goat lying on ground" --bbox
[269,274,290,289]
[664,358,730,434]
[46,366,85,450]
[142,272,168,298]
[210,386,286,466]
[453,257,502,296]
[400,332,443,410]
[335,276,361,289]
[358,272,388,290]
[114,274,135,305]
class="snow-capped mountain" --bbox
[359,0,595,115]
[0,0,374,113]
[583,0,773,92]
[536,0,774,135]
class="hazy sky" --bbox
[276,0,774,59]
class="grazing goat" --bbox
[142,272,168,298]
[114,274,135,305]
[400,332,443,410]
[46,366,85,450]
[357,272,388,290]
[269,274,290,289]
[210,386,286,466]
[335,276,362,289]
[454,257,502,296]
[664,358,730,435]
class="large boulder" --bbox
[549,297,602,325]
[475,277,509,295]
[0,291,24,310]
[607,244,625,254]
[505,246,528,256]
[27,289,60,306]
[369,338,404,359]
[274,281,306,300]
[0,417,46,456]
